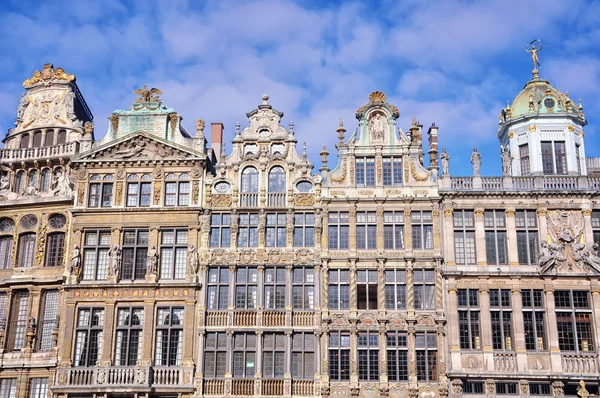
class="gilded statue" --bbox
[525,40,544,71]
[133,85,163,103]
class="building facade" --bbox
[0,59,598,398]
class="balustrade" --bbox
[54,366,193,389]
[292,311,314,327]
[262,379,284,395]
[234,311,257,327]
[292,380,314,396]
[206,311,229,327]
[267,192,286,207]
[204,379,225,395]
[263,311,285,327]
[493,353,517,372]
[0,142,79,162]
[231,379,254,395]
[562,354,598,374]
[239,193,259,207]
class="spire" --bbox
[235,121,240,135]
[289,120,295,135]
[302,141,307,159]
[336,118,346,143]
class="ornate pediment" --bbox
[75,133,203,163]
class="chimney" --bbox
[211,123,224,161]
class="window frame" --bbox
[164,173,190,207]
[17,233,36,268]
[232,333,257,378]
[38,290,59,351]
[266,213,286,248]
[357,269,378,310]
[328,211,349,250]
[355,157,375,187]
[484,210,508,265]
[262,333,286,379]
[411,211,433,250]
[382,157,402,186]
[207,266,230,310]
[328,331,350,381]
[453,210,476,265]
[293,212,315,247]
[555,290,594,353]
[292,267,314,310]
[210,213,231,248]
[385,269,406,310]
[73,307,104,367]
[521,289,547,351]
[458,289,481,350]
[159,229,188,280]
[126,174,152,207]
[516,210,538,265]
[45,232,65,267]
[490,289,514,351]
[121,229,149,281]
[415,331,438,381]
[154,307,184,366]
[356,211,377,250]
[235,266,258,310]
[264,267,286,310]
[82,230,111,281]
[328,269,349,310]
[414,269,436,311]
[114,307,144,366]
[238,213,258,248]
[204,332,227,378]
[357,331,379,381]
[384,211,405,250]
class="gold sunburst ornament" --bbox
[368,91,387,102]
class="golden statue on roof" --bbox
[525,39,544,73]
[133,85,163,103]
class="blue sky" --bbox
[1,0,599,176]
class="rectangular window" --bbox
[358,332,379,381]
[522,289,546,351]
[458,289,480,350]
[17,233,35,268]
[519,144,530,175]
[121,229,149,281]
[159,229,188,280]
[415,331,437,381]
[294,213,314,247]
[356,211,377,250]
[384,211,404,249]
[329,332,350,381]
[328,269,349,310]
[8,291,29,351]
[464,381,484,394]
[495,382,518,395]
[233,333,256,378]
[414,269,435,310]
[0,236,12,269]
[293,267,314,310]
[88,180,113,207]
[82,230,111,281]
[529,383,551,396]
[292,333,314,379]
[412,211,433,250]
[387,331,408,381]
[490,289,513,350]
[555,290,593,352]
[383,157,402,186]
[454,210,476,265]
[207,267,230,310]
[541,141,554,175]
[328,212,349,250]
[236,267,258,309]
[115,307,144,366]
[357,270,378,310]
[45,233,65,267]
[0,379,16,398]
[74,308,104,366]
[204,332,227,378]
[238,213,258,248]
[592,211,600,245]
[554,141,567,175]
[263,333,286,378]
[155,307,183,366]
[266,213,286,247]
[126,176,151,207]
[516,210,538,265]
[264,267,286,310]
[576,144,582,175]
[385,270,406,310]
[356,158,375,186]
[164,175,190,206]
[38,290,59,351]
[210,213,231,248]
[541,141,568,175]
[28,378,48,398]
[485,210,508,265]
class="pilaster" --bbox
[474,209,487,266]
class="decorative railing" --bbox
[493,353,517,372]
[54,366,194,389]
[234,311,257,327]
[513,177,534,190]
[267,192,286,207]
[262,379,284,395]
[206,311,229,327]
[239,193,259,207]
[263,311,285,327]
[204,379,225,396]
[292,380,315,396]
[0,142,79,162]
[589,177,600,190]
[450,177,473,190]
[543,176,578,190]
[481,177,503,190]
[293,312,314,327]
[231,379,254,395]
[562,354,598,374]
[445,176,600,191]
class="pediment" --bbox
[74,132,204,163]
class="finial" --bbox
[289,121,295,135]
[336,118,346,143]
[302,141,307,159]
[578,99,585,118]
[262,94,269,105]
[506,100,510,108]
[195,119,205,137]
[320,145,330,172]
[221,142,226,158]
[235,121,240,135]
[133,86,163,103]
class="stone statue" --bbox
[577,380,589,398]
[147,246,158,276]
[65,89,76,120]
[525,40,544,71]
[26,317,36,333]
[195,119,205,137]
[133,85,163,103]
[440,148,450,175]
[201,210,211,233]
[580,243,600,273]
[314,208,322,230]
[84,121,94,137]
[52,170,73,197]
[501,146,512,176]
[113,141,146,159]
[107,245,122,280]
[286,209,294,229]
[369,114,385,141]
[23,180,39,197]
[16,93,28,122]
[0,174,11,193]
[70,245,82,281]
[258,209,266,230]
[230,209,239,232]
[187,245,199,277]
[538,241,562,274]
[470,148,482,176]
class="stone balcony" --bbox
[0,142,80,163]
[202,379,316,397]
[442,175,600,191]
[204,310,317,328]
[53,365,194,392]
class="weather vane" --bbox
[525,39,544,76]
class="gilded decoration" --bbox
[508,131,515,138]
[133,85,163,103]
[212,194,232,207]
[330,160,347,183]
[529,125,536,132]
[349,160,355,184]
[192,181,199,205]
[153,182,162,205]
[109,114,119,133]
[294,193,315,207]
[115,182,123,206]
[23,63,75,87]
[35,222,47,266]
[410,160,429,182]
[376,157,382,182]
[77,184,85,206]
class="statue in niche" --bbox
[107,245,122,281]
[369,114,385,141]
[187,245,199,277]
[70,245,82,282]
[470,148,482,176]
[146,246,158,276]
[501,146,512,176]
[441,148,450,175]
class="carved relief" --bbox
[330,160,347,183]
[410,159,429,182]
[416,314,436,326]
[294,193,315,206]
[330,313,349,327]
[358,313,377,328]
[388,313,407,328]
[212,194,232,207]
[153,181,162,205]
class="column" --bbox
[285,331,292,378]
[506,209,519,266]
[322,208,329,250]
[475,209,487,266]
[543,288,561,372]
[141,299,155,366]
[228,265,236,310]
[583,209,594,247]
[321,331,328,381]
[257,265,265,310]
[350,325,358,383]
[537,209,548,244]
[511,289,527,371]
[437,325,447,382]
[314,331,322,378]
[589,287,600,359]
[225,331,233,377]
[349,204,357,252]
[379,326,387,383]
[446,286,461,372]
[314,265,321,310]
[349,262,357,317]
[443,209,456,266]
[407,260,414,318]
[285,265,293,311]
[376,206,384,251]
[479,288,494,371]
[198,265,208,309]
[100,301,116,365]
[321,264,329,317]
[407,326,416,382]
[196,331,205,378]
[255,331,263,378]
[377,260,386,317]
[404,209,413,251]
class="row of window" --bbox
[459,289,594,353]
[0,378,48,398]
[462,380,593,396]
[355,157,403,186]
[0,233,64,269]
[12,167,64,194]
[18,129,67,148]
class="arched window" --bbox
[17,233,36,267]
[14,171,25,193]
[28,170,38,189]
[268,166,286,192]
[241,167,259,193]
[33,131,43,147]
[45,130,54,146]
[40,169,51,192]
[57,130,67,145]
[45,233,65,267]
[20,135,29,149]
[164,174,190,207]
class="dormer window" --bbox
[268,167,286,192]
[356,158,375,187]
[543,98,555,110]
[244,144,258,155]
[241,167,258,193]
[383,157,402,186]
